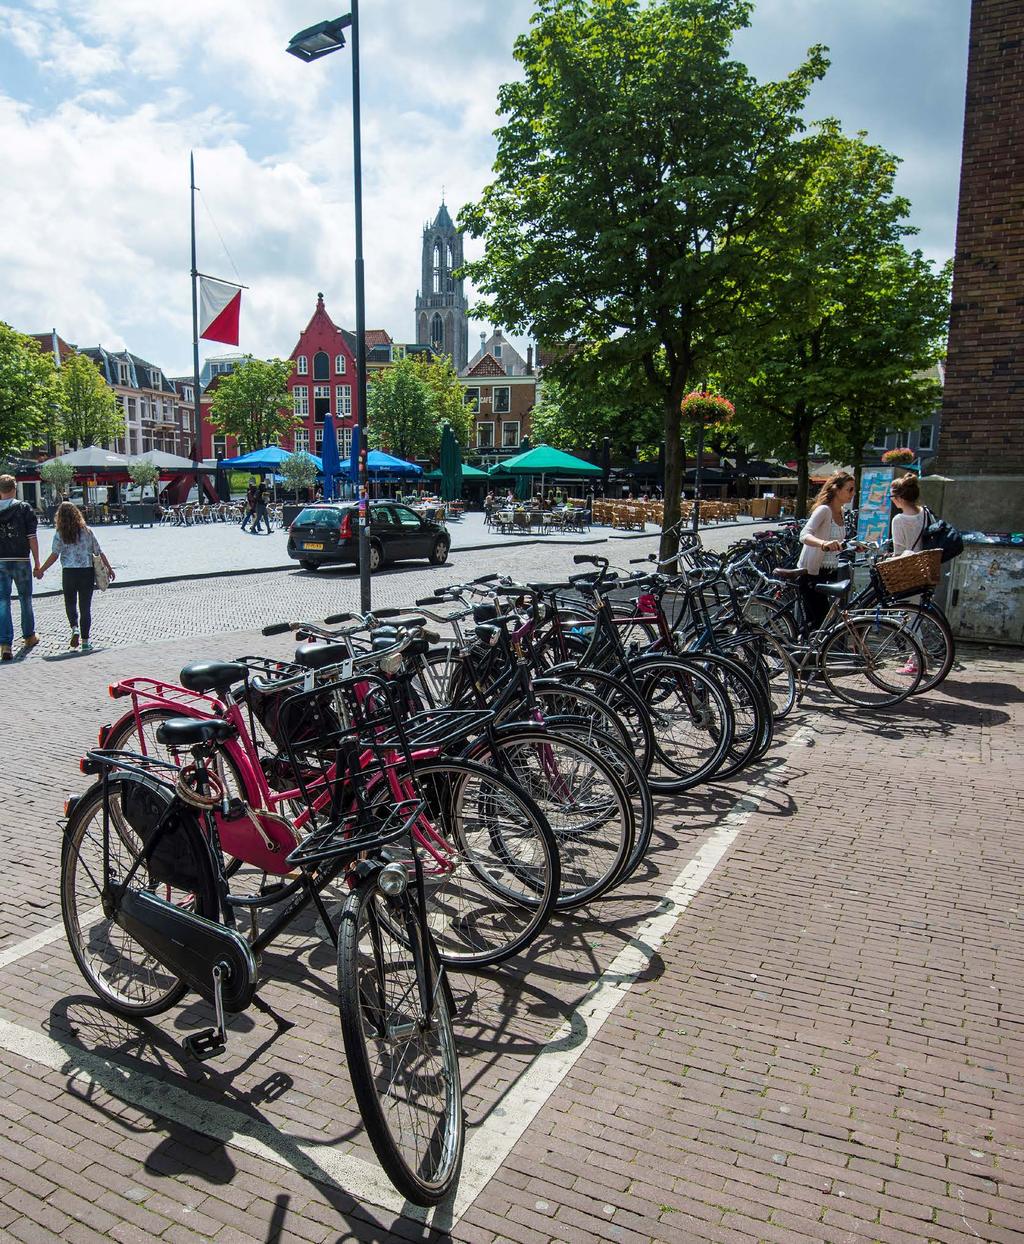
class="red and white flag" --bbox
[199,276,242,345]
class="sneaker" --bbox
[22,634,39,651]
[0,646,11,662]
[899,660,919,677]
[70,631,80,650]
[81,641,93,654]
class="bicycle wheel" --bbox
[542,664,657,776]
[886,603,955,693]
[686,651,769,780]
[61,778,219,1016]
[819,618,924,707]
[468,729,634,910]
[390,758,559,967]
[337,877,463,1206]
[105,707,249,804]
[626,656,734,791]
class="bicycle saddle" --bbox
[294,642,347,671]
[814,580,851,597]
[179,661,248,695]
[774,567,805,581]
[154,717,237,747]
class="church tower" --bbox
[415,201,469,372]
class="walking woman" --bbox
[36,502,115,652]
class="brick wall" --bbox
[937,0,1024,475]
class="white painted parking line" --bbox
[0,728,807,1227]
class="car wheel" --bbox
[369,542,383,572]
[299,560,319,572]
[429,537,450,565]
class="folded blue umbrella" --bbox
[321,413,341,501]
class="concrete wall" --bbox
[919,475,1024,533]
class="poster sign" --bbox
[857,467,895,545]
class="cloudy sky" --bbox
[0,0,970,377]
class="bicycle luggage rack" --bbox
[286,797,424,868]
[368,707,496,752]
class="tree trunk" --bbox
[793,412,811,518]
[660,394,684,566]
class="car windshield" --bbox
[293,507,348,527]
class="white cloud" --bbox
[0,0,967,378]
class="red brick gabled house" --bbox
[459,350,537,458]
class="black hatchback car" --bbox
[287,502,450,572]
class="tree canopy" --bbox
[0,324,60,454]
[460,0,827,559]
[58,351,124,448]
[411,354,474,449]
[207,357,297,449]
[367,358,436,462]
[725,123,950,512]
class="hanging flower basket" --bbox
[680,391,735,423]
[881,447,915,466]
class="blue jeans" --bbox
[0,561,35,647]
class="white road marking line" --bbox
[0,728,808,1227]
[0,916,94,971]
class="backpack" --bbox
[916,506,964,563]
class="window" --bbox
[493,344,502,359]
[183,386,193,404]
[918,422,934,451]
[125,397,137,420]
[895,429,910,449]
[493,386,511,414]
[296,355,308,375]
[315,427,324,454]
[293,427,309,454]
[477,422,494,449]
[873,427,888,449]
[432,242,442,293]
[393,505,423,529]
[336,384,351,415]
[293,385,309,416]
[118,362,130,385]
[313,385,330,424]
[150,369,162,389]
[431,313,444,351]
[502,421,521,448]
[339,426,353,457]
[464,387,480,413]
[313,351,330,381]
[446,242,455,271]
[213,435,227,458]
[335,353,346,375]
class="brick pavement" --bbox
[0,548,1021,1243]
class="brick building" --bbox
[459,340,537,459]
[938,0,1024,474]
[78,346,193,458]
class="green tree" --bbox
[529,363,662,460]
[57,351,125,448]
[0,324,60,453]
[367,357,437,462]
[128,460,160,493]
[207,357,296,449]
[460,0,827,560]
[725,124,950,514]
[281,450,320,498]
[39,458,75,499]
[412,354,474,448]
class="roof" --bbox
[27,332,76,366]
[432,202,454,231]
[364,329,392,348]
[466,353,507,378]
[492,444,602,477]
[79,347,177,393]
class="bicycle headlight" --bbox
[378,862,409,896]
[380,652,404,676]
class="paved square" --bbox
[0,539,1021,1243]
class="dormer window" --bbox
[118,362,130,385]
[493,345,502,359]
[150,369,161,389]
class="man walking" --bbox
[240,480,257,532]
[0,474,41,660]
[254,480,272,535]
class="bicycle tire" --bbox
[685,651,770,780]
[885,603,955,694]
[818,618,924,707]
[382,757,560,967]
[61,777,219,1016]
[625,656,735,791]
[337,876,463,1205]
[541,664,657,776]
[465,728,635,910]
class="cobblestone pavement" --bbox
[31,513,771,590]
[0,543,1021,1243]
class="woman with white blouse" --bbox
[890,473,926,554]
[796,471,856,633]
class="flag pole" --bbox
[190,152,202,471]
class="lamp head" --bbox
[286,15,351,61]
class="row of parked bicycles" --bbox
[59,523,951,1205]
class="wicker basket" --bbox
[876,549,942,594]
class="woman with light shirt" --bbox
[796,471,855,633]
[36,502,115,652]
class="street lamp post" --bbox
[287,8,371,613]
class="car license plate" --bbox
[303,542,324,551]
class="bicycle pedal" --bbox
[183,1027,227,1061]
